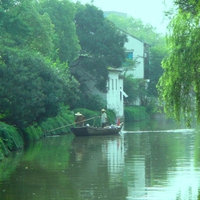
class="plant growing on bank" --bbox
[0,106,75,159]
[0,122,24,158]
[0,0,80,129]
[124,106,149,122]
[0,49,79,128]
[157,1,200,126]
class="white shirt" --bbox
[101,112,107,123]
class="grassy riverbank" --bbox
[0,106,150,161]
[124,106,150,122]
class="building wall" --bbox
[124,35,145,79]
[107,71,124,118]
[78,32,147,116]
[86,69,124,118]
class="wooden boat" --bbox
[71,124,123,137]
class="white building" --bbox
[106,68,127,118]
[124,34,149,79]
[72,30,149,119]
[86,33,149,119]
[86,68,127,119]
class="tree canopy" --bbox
[38,0,80,63]
[0,49,79,128]
[0,0,129,127]
[158,0,200,125]
[70,3,127,92]
[0,0,80,128]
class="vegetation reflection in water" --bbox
[0,120,200,200]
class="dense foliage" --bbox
[70,3,127,92]
[0,48,79,128]
[124,106,149,121]
[0,0,130,129]
[174,0,199,14]
[158,0,200,125]
[0,121,24,159]
[0,0,55,57]
[0,0,80,128]
[0,0,170,160]
[37,0,80,63]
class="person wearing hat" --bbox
[75,112,85,127]
[101,109,107,128]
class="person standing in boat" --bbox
[101,109,107,128]
[75,112,85,127]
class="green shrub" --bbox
[0,106,119,160]
[0,122,24,152]
[124,106,150,122]
[40,106,74,135]
[24,124,43,142]
[0,138,11,160]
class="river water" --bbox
[0,117,200,200]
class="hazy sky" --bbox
[72,0,174,34]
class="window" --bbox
[112,79,114,90]
[120,87,122,101]
[107,79,110,90]
[126,52,133,59]
[115,79,117,90]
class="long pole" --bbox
[45,116,99,133]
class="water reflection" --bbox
[69,135,126,200]
[0,119,200,200]
[123,129,200,200]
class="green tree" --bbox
[37,0,80,63]
[0,0,54,56]
[0,48,79,128]
[148,44,166,97]
[123,75,139,105]
[107,14,158,44]
[173,0,199,14]
[0,0,80,128]
[157,2,200,125]
[123,75,150,107]
[71,3,127,92]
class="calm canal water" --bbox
[0,117,200,200]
